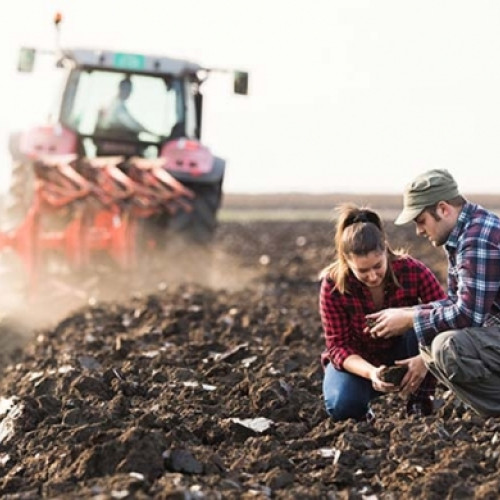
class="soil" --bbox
[1,219,499,499]
[379,366,408,387]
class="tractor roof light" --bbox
[53,12,64,54]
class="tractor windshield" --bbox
[61,69,188,148]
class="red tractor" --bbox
[1,17,248,294]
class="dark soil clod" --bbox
[380,365,409,385]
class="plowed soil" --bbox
[1,218,499,499]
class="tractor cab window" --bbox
[61,69,187,147]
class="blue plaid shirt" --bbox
[414,202,500,345]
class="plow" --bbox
[0,13,248,298]
[0,151,196,294]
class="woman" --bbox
[320,204,446,421]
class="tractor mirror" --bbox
[17,47,36,73]
[233,71,249,95]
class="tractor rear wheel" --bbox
[168,180,223,245]
[133,181,222,282]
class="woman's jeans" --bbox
[323,329,418,421]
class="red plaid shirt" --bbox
[320,255,446,369]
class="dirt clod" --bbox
[380,365,409,385]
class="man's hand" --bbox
[397,356,428,396]
[365,308,414,339]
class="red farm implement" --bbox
[1,13,248,297]
[0,154,195,294]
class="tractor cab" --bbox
[15,45,247,163]
[46,49,205,159]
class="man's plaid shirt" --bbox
[414,202,500,345]
[320,255,446,370]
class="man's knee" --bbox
[431,328,492,383]
[430,330,458,377]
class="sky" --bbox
[1,0,500,194]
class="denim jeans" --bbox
[323,329,419,421]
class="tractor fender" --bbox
[13,124,78,160]
[167,156,225,185]
[161,138,225,184]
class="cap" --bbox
[395,169,460,225]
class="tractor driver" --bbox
[96,77,150,137]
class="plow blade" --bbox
[0,155,195,295]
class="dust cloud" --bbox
[0,240,263,372]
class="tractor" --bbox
[0,14,248,295]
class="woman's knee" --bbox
[323,363,373,421]
[324,392,368,421]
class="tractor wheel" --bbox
[133,181,222,282]
[2,161,35,231]
[168,180,223,245]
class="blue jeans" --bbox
[323,329,419,421]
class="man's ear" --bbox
[437,201,452,219]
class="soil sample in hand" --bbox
[366,318,376,328]
[380,365,408,386]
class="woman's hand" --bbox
[397,356,428,396]
[365,308,414,339]
[369,365,399,393]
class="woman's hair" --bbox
[323,203,401,293]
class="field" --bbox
[223,192,500,209]
[0,193,499,498]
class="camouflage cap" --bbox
[395,169,460,225]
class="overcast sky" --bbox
[1,0,500,194]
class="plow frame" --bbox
[0,154,195,294]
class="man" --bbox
[366,168,500,416]
[96,78,149,136]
